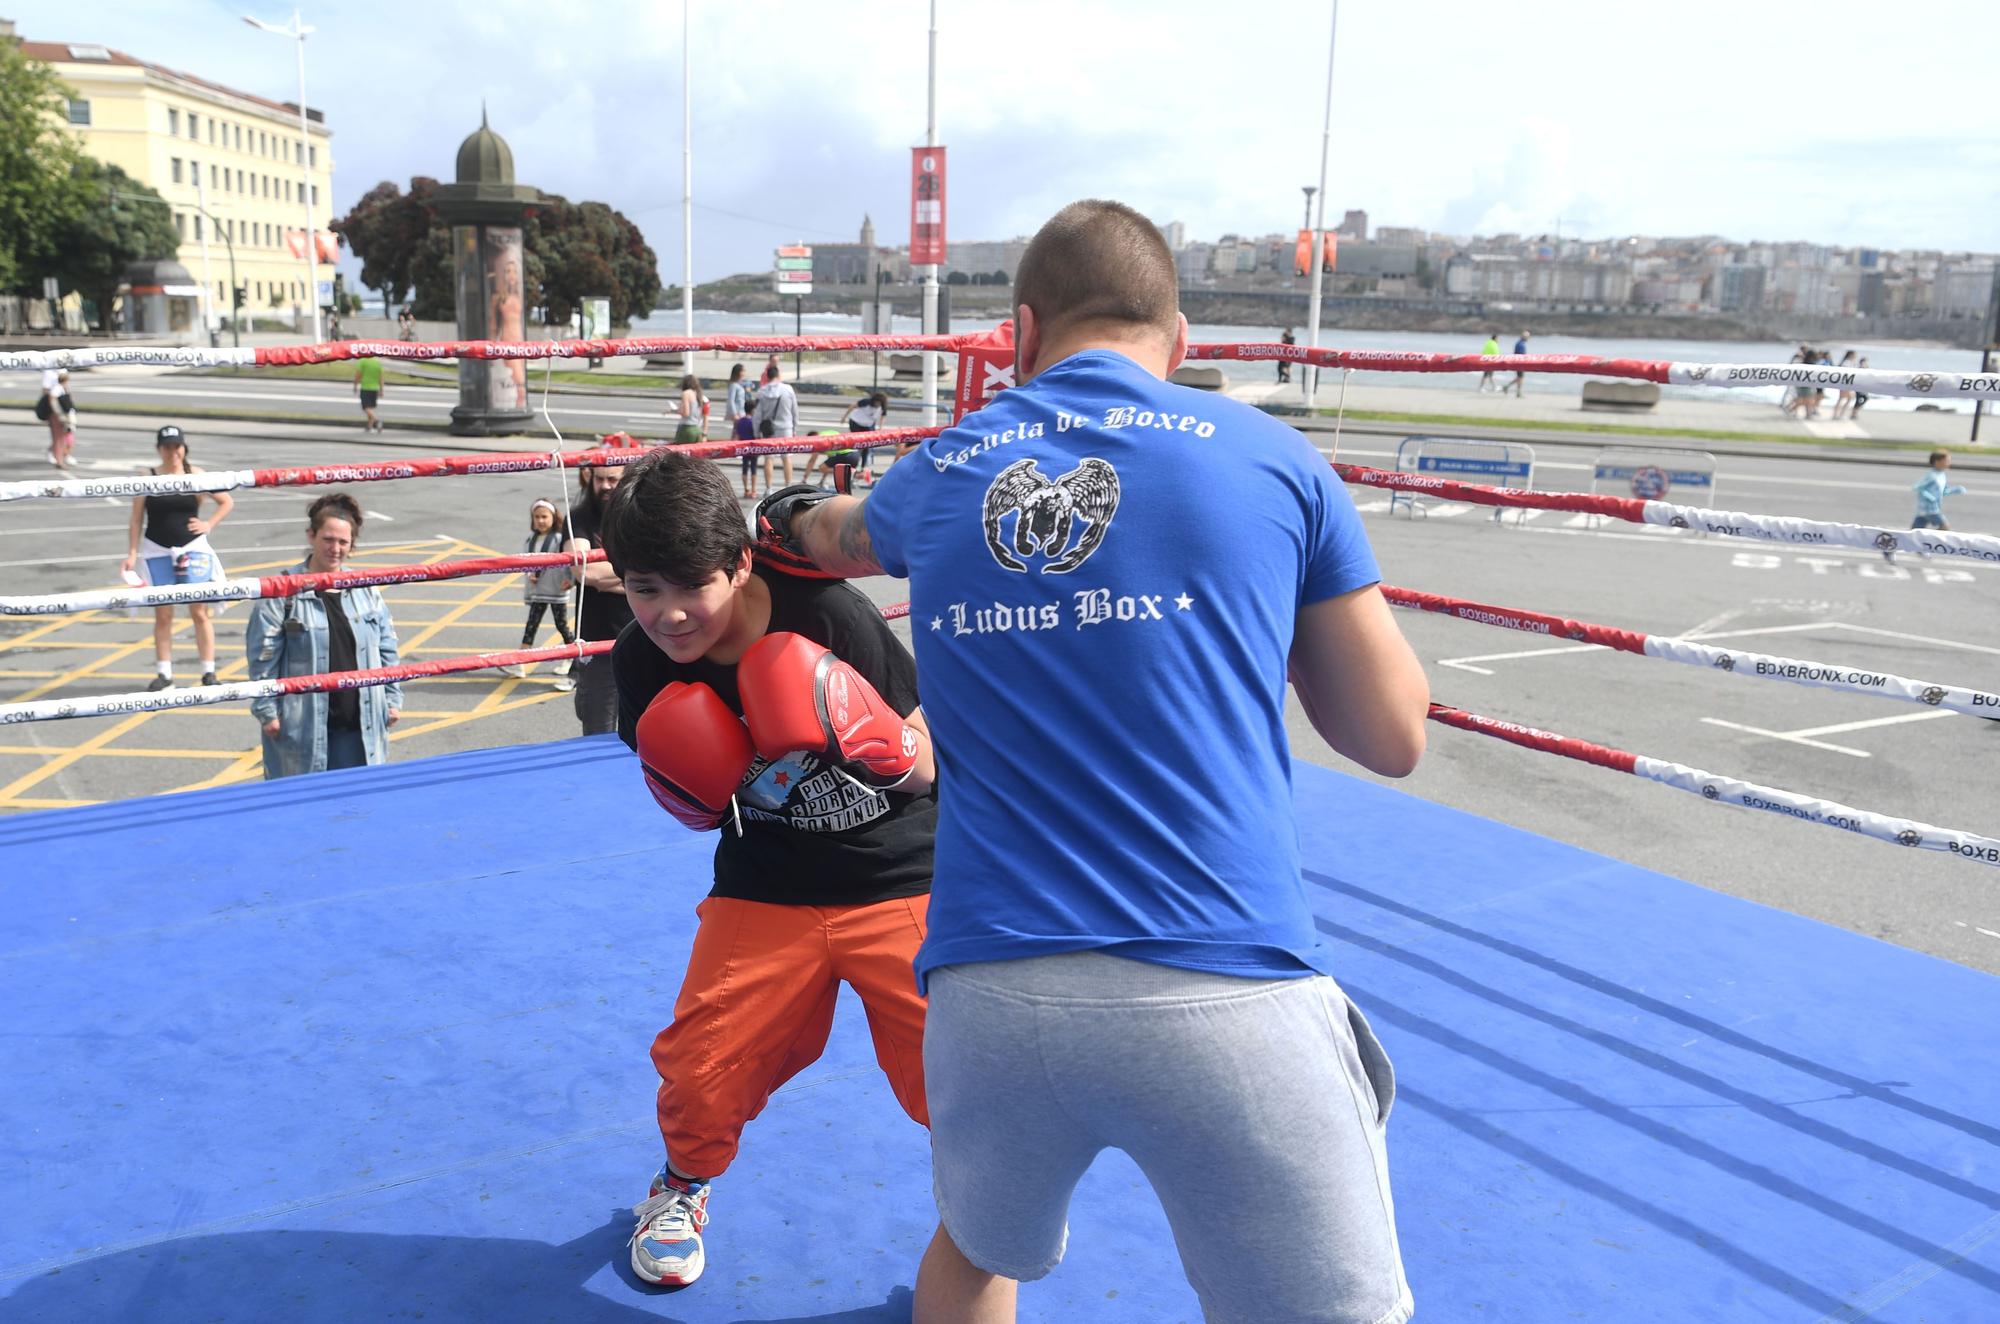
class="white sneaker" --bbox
[552,658,573,677]
[501,663,529,678]
[630,1169,710,1287]
[554,675,575,692]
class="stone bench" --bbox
[1580,379,1660,412]
[1169,364,1227,391]
[889,352,955,380]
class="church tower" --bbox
[860,214,876,249]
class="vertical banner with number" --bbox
[910,147,948,267]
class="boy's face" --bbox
[1935,456,1951,471]
[624,556,749,664]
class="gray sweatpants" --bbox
[926,951,1413,1324]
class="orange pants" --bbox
[652,893,930,1178]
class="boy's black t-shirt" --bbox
[613,566,935,906]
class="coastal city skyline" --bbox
[5,0,1996,296]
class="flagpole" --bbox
[1303,1,1337,410]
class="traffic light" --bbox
[232,286,246,311]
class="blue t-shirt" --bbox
[865,349,1381,990]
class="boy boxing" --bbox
[600,449,937,1289]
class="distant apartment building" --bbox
[24,35,336,319]
[1372,226,1426,248]
[1336,209,1367,240]
[1932,261,1997,319]
[946,237,1030,283]
[1155,219,1187,251]
[1714,264,1766,313]
[1443,254,1631,305]
[1767,265,1837,316]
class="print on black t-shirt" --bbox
[612,566,935,908]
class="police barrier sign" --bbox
[1390,436,1536,523]
[1593,448,1719,502]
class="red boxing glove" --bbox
[636,681,756,832]
[738,631,920,789]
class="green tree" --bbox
[339,176,659,329]
[529,196,660,326]
[330,176,441,311]
[46,158,179,326]
[0,37,89,292]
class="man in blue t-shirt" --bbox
[762,199,1429,1324]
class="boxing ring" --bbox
[4,334,1998,1322]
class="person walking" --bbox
[755,364,799,493]
[770,198,1429,1324]
[674,374,709,443]
[1277,326,1296,384]
[120,425,233,689]
[244,493,403,779]
[354,355,385,433]
[1479,331,1501,390]
[1506,330,1531,396]
[37,367,77,469]
[1832,350,1859,419]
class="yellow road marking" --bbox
[0,746,243,759]
[389,688,565,740]
[0,712,150,801]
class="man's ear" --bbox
[732,546,755,586]
[1015,304,1039,383]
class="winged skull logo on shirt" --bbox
[981,457,1120,574]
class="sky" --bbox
[13,0,2000,287]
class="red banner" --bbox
[910,147,948,266]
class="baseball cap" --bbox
[156,425,186,446]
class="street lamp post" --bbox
[243,9,320,344]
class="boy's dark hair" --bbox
[599,450,749,582]
[1015,200,1178,345]
[1930,450,1951,465]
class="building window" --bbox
[237,170,244,193]
[211,163,219,188]
[66,99,90,125]
[168,108,180,135]
[174,213,185,239]
[310,184,318,207]
[235,124,243,150]
[171,157,183,184]
[285,179,292,202]
[188,112,198,138]
[308,145,317,168]
[193,215,203,241]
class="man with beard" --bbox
[568,459,635,734]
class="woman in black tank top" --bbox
[121,427,234,690]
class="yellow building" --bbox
[23,36,335,325]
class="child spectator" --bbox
[509,498,577,687]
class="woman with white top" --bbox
[120,426,233,689]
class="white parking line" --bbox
[1954,921,2000,942]
[1699,717,1871,757]
[1830,622,2000,657]
[1435,620,1833,675]
[1783,710,1958,739]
